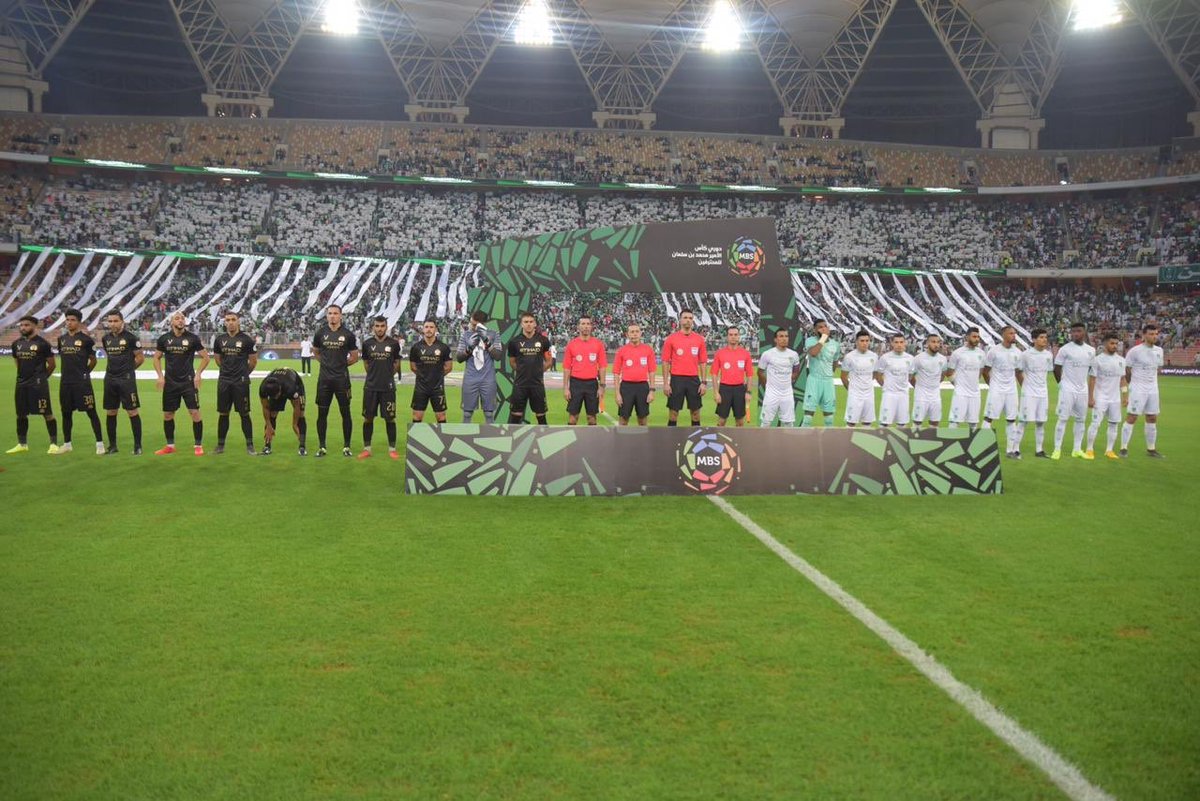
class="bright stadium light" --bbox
[1072,0,1122,31]
[322,0,360,35]
[514,0,553,46]
[702,0,742,53]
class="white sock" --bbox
[1086,417,1101,451]
[1146,423,1157,450]
[1054,419,1067,451]
[1121,422,1134,449]
[1073,421,1085,451]
[981,419,992,430]
[1105,422,1118,453]
[1012,421,1025,448]
[1035,422,1045,452]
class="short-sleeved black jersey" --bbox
[312,325,358,381]
[409,339,451,393]
[57,330,95,384]
[259,368,304,400]
[156,330,204,383]
[212,331,257,381]
[507,333,551,388]
[102,330,141,377]
[12,335,53,384]
[363,336,402,391]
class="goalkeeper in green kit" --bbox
[801,319,841,427]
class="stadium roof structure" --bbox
[1,0,1196,147]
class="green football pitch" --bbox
[1,360,1197,800]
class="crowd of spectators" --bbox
[150,181,272,253]
[24,176,157,249]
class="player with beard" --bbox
[55,308,104,454]
[312,304,360,457]
[212,310,258,455]
[100,310,144,455]
[7,315,58,454]
[153,311,209,456]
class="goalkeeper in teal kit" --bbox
[801,320,841,427]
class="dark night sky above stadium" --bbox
[39,0,1195,149]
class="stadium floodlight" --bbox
[514,0,553,46]
[322,0,360,35]
[702,0,742,53]
[1072,0,1122,31]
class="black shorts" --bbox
[617,382,650,420]
[216,378,252,415]
[103,375,140,411]
[566,377,600,416]
[162,379,199,412]
[364,387,398,420]
[316,376,351,407]
[667,375,703,412]
[14,379,51,417]
[411,386,447,414]
[716,384,747,420]
[509,383,548,417]
[59,381,97,413]
[268,393,305,415]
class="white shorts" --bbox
[1056,389,1088,420]
[1127,389,1160,416]
[844,390,876,425]
[760,392,795,426]
[879,391,910,425]
[985,389,1019,421]
[949,393,981,425]
[1093,397,1122,424]
[912,393,942,423]
[1020,394,1048,424]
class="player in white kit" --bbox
[1084,332,1126,460]
[1052,322,1096,460]
[840,331,878,427]
[983,325,1023,456]
[910,334,948,429]
[874,334,914,427]
[947,328,986,430]
[1120,322,1165,458]
[758,328,801,426]
[1012,328,1054,457]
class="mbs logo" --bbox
[728,236,765,278]
[677,430,742,495]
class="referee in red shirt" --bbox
[712,326,753,427]
[563,315,607,425]
[613,323,656,425]
[661,309,707,427]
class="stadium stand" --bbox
[177,119,287,169]
[151,181,272,253]
[57,119,176,163]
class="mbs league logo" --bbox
[677,430,742,495]
[728,236,765,278]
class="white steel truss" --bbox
[1127,0,1200,105]
[1,0,93,76]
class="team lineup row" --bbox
[8,305,1167,461]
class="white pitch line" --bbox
[708,495,1116,801]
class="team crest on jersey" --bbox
[74,340,82,347]
[534,342,543,350]
[434,349,441,356]
[676,348,684,355]
[384,346,391,353]
[723,362,731,369]
[182,339,188,347]
[575,354,583,362]
[626,359,634,367]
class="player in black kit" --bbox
[505,312,553,424]
[55,308,104,455]
[153,311,210,456]
[258,368,307,456]
[312,304,360,457]
[409,320,453,424]
[7,315,59,454]
[101,310,144,454]
[358,316,402,459]
[212,310,258,455]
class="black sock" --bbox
[668,419,678,427]
[508,413,523,424]
[363,419,374,447]
[62,411,73,443]
[297,418,307,448]
[339,400,353,447]
[192,420,203,447]
[386,421,397,448]
[317,407,329,447]
[535,414,548,425]
[46,418,57,444]
[130,416,142,448]
[240,414,253,446]
[217,415,230,445]
[87,410,102,442]
[164,418,175,445]
[16,416,28,444]
[106,415,118,447]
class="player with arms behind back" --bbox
[101,310,144,455]
[947,327,985,430]
[1121,323,1165,458]
[983,325,1022,456]
[55,308,104,454]
[7,315,58,454]
[153,311,209,456]
[758,329,801,427]
[409,320,453,425]
[506,313,553,425]
[359,316,402,459]
[1051,321,1095,460]
[1013,328,1054,457]
[841,331,878,428]
[1085,332,1126,460]
[312,304,360,457]
[212,310,257,455]
[875,333,914,428]
[910,334,947,430]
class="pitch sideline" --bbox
[708,495,1116,801]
